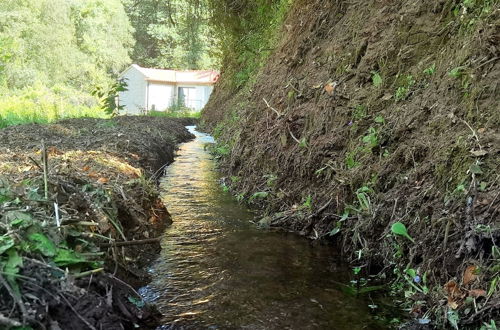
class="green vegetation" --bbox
[394,75,415,102]
[123,0,218,69]
[0,0,216,128]
[423,63,436,75]
[390,222,415,243]
[208,0,293,88]
[371,71,383,87]
[0,88,105,128]
[0,0,132,126]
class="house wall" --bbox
[177,85,214,111]
[147,82,175,111]
[118,66,147,114]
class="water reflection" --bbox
[141,126,387,329]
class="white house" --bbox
[118,64,219,114]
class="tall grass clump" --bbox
[0,86,106,128]
[147,101,201,118]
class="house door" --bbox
[178,87,196,108]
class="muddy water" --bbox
[140,126,388,329]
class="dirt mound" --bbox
[0,116,194,329]
[202,0,499,327]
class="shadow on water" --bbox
[140,126,393,329]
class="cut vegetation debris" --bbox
[0,116,194,329]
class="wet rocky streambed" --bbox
[140,126,397,329]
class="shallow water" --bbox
[140,126,390,329]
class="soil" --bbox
[202,0,499,327]
[0,116,195,329]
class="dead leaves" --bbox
[462,265,478,286]
[82,166,109,184]
[445,280,465,309]
[444,265,486,309]
[97,177,109,184]
[324,82,337,96]
[468,289,486,298]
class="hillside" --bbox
[202,0,500,327]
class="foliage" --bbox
[391,222,415,243]
[0,86,105,128]
[123,0,219,70]
[394,75,415,101]
[207,0,293,88]
[0,0,133,126]
[371,71,383,87]
[92,79,128,117]
[423,63,436,75]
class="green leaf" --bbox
[128,296,145,308]
[299,137,308,148]
[405,268,417,278]
[329,227,341,236]
[447,310,459,330]
[250,191,269,201]
[340,210,349,222]
[0,235,15,255]
[470,164,483,175]
[3,211,32,228]
[5,249,23,276]
[372,72,383,87]
[391,222,415,243]
[4,249,23,295]
[28,233,57,257]
[374,116,385,124]
[54,249,86,266]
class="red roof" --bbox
[130,64,219,84]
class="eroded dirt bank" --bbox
[0,117,194,329]
[202,0,499,327]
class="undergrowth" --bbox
[0,86,105,128]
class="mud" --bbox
[0,116,194,329]
[202,0,499,327]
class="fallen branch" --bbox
[41,140,49,199]
[0,313,21,327]
[263,98,282,117]
[287,126,301,144]
[98,237,161,248]
[73,268,104,279]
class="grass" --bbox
[0,87,106,128]
[0,87,202,129]
[147,109,201,119]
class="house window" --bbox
[178,87,196,108]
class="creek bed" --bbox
[140,126,394,329]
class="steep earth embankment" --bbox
[202,0,499,327]
[0,117,194,329]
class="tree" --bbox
[123,0,219,70]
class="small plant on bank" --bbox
[371,71,383,87]
[448,66,466,79]
[423,63,436,76]
[391,222,415,243]
[394,75,415,102]
[353,105,368,121]
[249,191,269,202]
[301,195,313,210]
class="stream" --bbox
[139,126,392,329]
